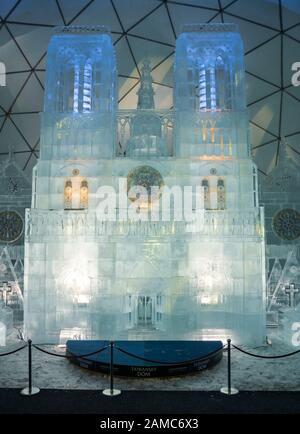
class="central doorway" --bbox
[137,295,153,326]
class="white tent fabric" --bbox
[0,0,299,178]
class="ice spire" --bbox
[137,59,155,109]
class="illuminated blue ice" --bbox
[24,24,266,345]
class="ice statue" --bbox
[24,23,266,345]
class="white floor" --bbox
[0,328,299,391]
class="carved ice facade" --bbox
[259,144,300,326]
[24,24,266,344]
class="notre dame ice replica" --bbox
[24,24,266,344]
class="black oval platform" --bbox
[66,340,223,377]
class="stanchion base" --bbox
[67,340,223,377]
[103,388,121,396]
[20,387,40,396]
[220,387,239,395]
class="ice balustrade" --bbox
[25,208,264,238]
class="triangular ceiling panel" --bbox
[9,0,64,25]
[208,14,226,25]
[250,124,278,150]
[168,3,218,35]
[151,54,174,88]
[285,25,300,40]
[226,15,278,53]
[0,72,30,112]
[0,117,30,153]
[170,0,219,7]
[0,118,6,133]
[246,72,279,106]
[245,37,282,87]
[286,133,300,156]
[129,5,176,46]
[115,37,139,77]
[12,74,44,112]
[14,151,37,175]
[118,76,139,102]
[7,24,53,67]
[284,85,300,102]
[112,0,160,31]
[35,70,45,86]
[253,140,277,174]
[35,54,47,70]
[10,114,40,146]
[0,26,29,71]
[0,0,18,19]
[248,92,281,137]
[220,0,239,6]
[283,34,300,87]
[224,0,280,30]
[281,1,300,29]
[57,0,93,24]
[127,35,174,74]
[281,92,300,137]
[71,0,122,32]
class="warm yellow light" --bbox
[192,155,233,161]
[198,294,219,305]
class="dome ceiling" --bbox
[0,0,300,177]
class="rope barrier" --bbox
[32,345,69,358]
[33,344,109,360]
[115,344,226,366]
[232,344,300,359]
[0,344,27,357]
[33,342,62,346]
[2,340,300,365]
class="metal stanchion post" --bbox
[220,339,238,395]
[20,339,40,396]
[103,341,121,396]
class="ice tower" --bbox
[24,23,266,344]
[24,26,118,342]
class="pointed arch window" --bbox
[197,62,207,110]
[83,60,92,112]
[217,178,226,210]
[64,176,89,210]
[73,62,80,112]
[202,179,210,209]
[80,180,89,209]
[56,57,95,113]
[64,180,73,209]
[215,54,231,110]
[215,55,226,109]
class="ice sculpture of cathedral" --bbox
[24,23,266,344]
